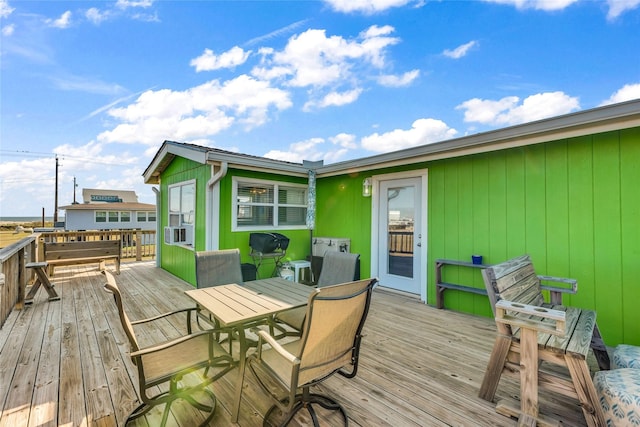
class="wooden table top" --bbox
[185,277,315,327]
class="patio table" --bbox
[185,277,314,422]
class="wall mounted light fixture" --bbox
[362,177,372,197]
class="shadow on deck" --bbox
[0,261,592,426]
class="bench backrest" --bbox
[44,240,121,261]
[482,254,544,335]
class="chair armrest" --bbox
[495,299,566,336]
[255,330,299,364]
[538,275,577,305]
[131,327,229,357]
[130,307,197,325]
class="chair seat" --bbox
[612,344,640,369]
[141,334,227,385]
[594,368,640,426]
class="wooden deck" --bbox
[0,261,594,426]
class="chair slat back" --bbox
[195,249,244,288]
[297,278,376,385]
[103,270,139,352]
[482,255,545,336]
[316,252,359,287]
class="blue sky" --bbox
[1,0,639,217]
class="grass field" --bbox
[0,221,50,249]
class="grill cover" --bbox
[249,233,290,253]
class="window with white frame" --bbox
[120,211,131,222]
[169,181,195,226]
[96,211,107,223]
[137,211,147,222]
[233,177,307,230]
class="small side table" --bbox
[289,260,311,284]
[25,262,60,303]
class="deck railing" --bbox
[388,230,413,254]
[38,230,156,261]
[0,237,36,327]
[0,230,156,328]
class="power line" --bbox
[0,150,134,166]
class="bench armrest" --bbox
[495,299,566,336]
[538,275,577,305]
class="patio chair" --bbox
[102,270,234,427]
[194,249,244,329]
[195,248,244,288]
[273,251,360,336]
[243,278,377,426]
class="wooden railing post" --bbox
[135,230,142,261]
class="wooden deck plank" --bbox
[0,261,597,426]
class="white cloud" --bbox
[264,137,325,163]
[607,0,640,19]
[457,92,580,126]
[98,75,292,145]
[2,23,14,36]
[361,118,458,153]
[190,46,251,72]
[377,69,420,87]
[85,7,110,25]
[482,0,579,11]
[443,41,478,59]
[304,88,363,111]
[600,83,640,106]
[329,133,358,149]
[116,0,153,9]
[254,25,400,88]
[47,11,72,29]
[1,0,14,18]
[323,0,422,14]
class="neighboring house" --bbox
[60,188,156,231]
[143,99,640,346]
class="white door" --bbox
[374,175,425,297]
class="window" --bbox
[233,177,307,230]
[169,181,195,226]
[137,212,147,222]
[108,212,119,222]
[120,211,131,222]
[96,211,106,223]
[148,211,156,222]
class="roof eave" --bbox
[316,99,640,177]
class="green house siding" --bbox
[428,128,640,345]
[218,169,311,279]
[158,157,210,284]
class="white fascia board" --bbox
[317,99,640,177]
[143,142,209,184]
[205,151,308,177]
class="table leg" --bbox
[24,277,43,304]
[232,326,248,423]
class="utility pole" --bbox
[54,155,59,224]
[73,176,78,204]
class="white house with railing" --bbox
[60,188,156,231]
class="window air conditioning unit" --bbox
[164,226,193,245]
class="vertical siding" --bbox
[159,157,210,285]
[427,128,640,346]
[620,127,640,343]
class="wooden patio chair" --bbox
[243,278,377,427]
[273,251,360,336]
[102,270,234,426]
[479,254,610,426]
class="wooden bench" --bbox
[43,240,121,276]
[479,254,610,426]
